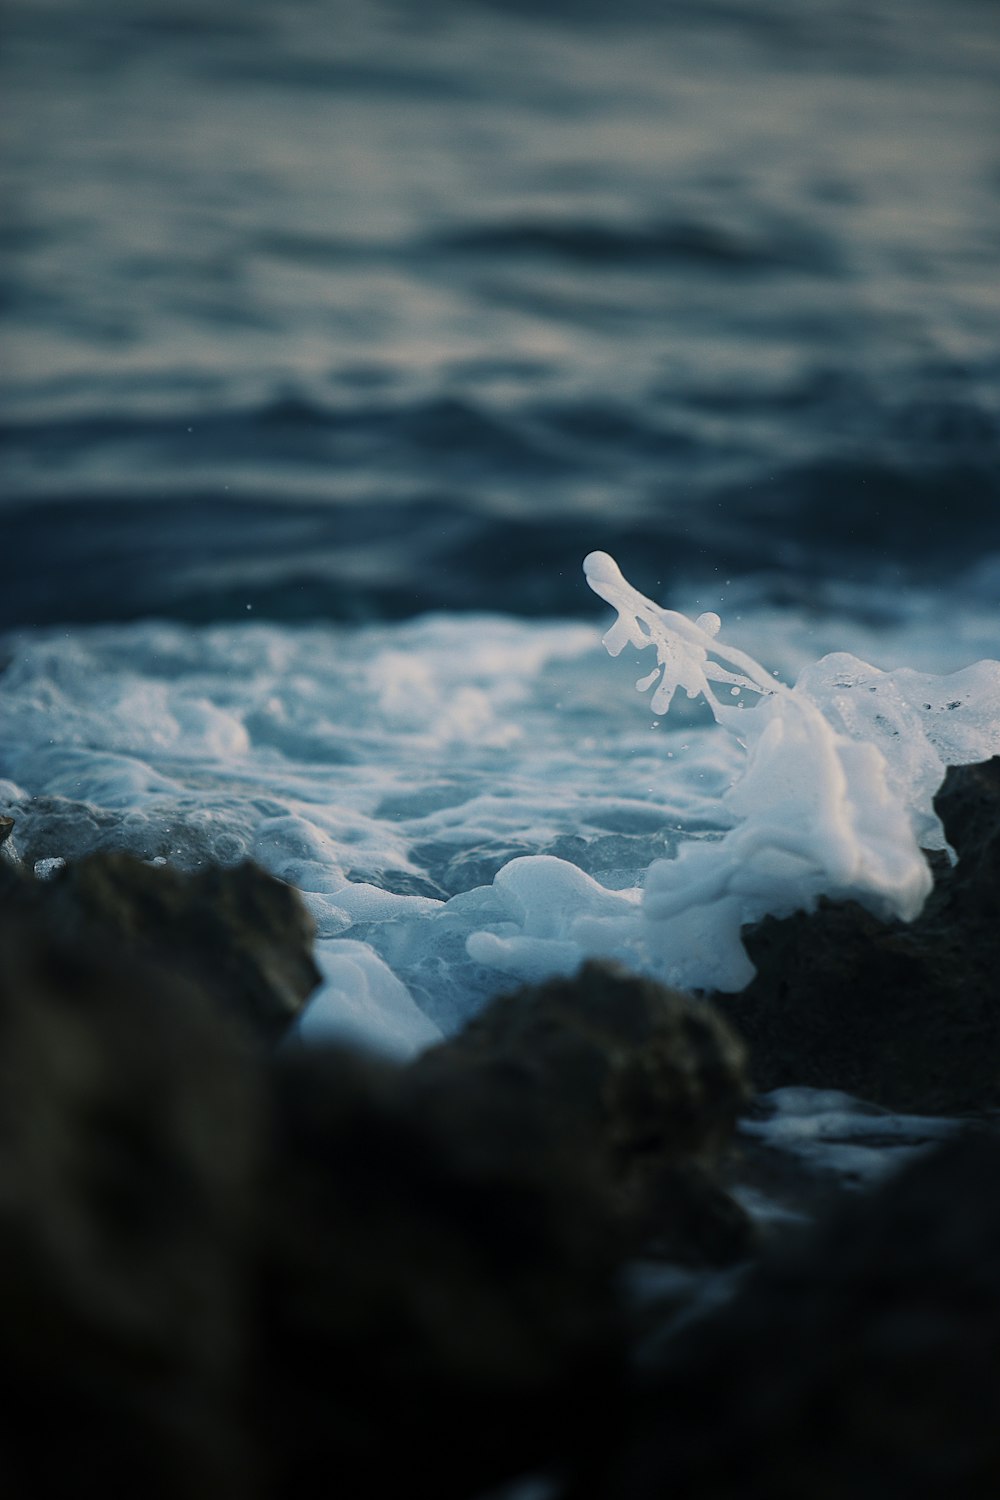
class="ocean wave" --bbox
[2,449,998,631]
[431,216,843,275]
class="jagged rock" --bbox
[408,961,754,1266]
[0,852,321,1042]
[256,1043,625,1500]
[0,913,262,1497]
[597,1130,1000,1500]
[726,757,1000,1113]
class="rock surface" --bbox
[257,1043,624,1500]
[408,961,755,1266]
[0,912,262,1498]
[725,757,1000,1113]
[596,1130,1000,1500]
[4,792,1000,1496]
[0,813,19,868]
[0,909,755,1496]
[0,852,321,1042]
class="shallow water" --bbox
[3,592,998,1047]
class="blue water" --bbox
[2,0,998,627]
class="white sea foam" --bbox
[1,581,998,1044]
[573,553,1000,989]
[293,938,443,1059]
[740,1087,963,1189]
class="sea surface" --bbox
[3,0,999,626]
[2,0,999,1192]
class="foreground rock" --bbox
[0,881,759,1500]
[726,757,1000,1113]
[0,886,623,1497]
[409,961,755,1266]
[0,912,262,1498]
[253,965,755,1497]
[0,851,321,1042]
[596,1130,1000,1500]
[4,871,1000,1499]
[258,1043,625,1500]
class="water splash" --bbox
[583,551,1000,990]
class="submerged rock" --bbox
[599,1130,1000,1500]
[0,852,321,1042]
[727,756,1000,1114]
[409,960,755,1266]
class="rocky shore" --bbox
[1,761,999,1498]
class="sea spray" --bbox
[463,559,1000,993]
[579,551,1000,990]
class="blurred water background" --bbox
[3,0,999,628]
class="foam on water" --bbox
[1,576,999,1051]
[580,552,1000,989]
[740,1087,964,1189]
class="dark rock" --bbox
[930,753,1000,928]
[0,852,321,1043]
[597,1130,1000,1500]
[725,756,1000,1113]
[408,961,755,1266]
[0,900,626,1499]
[634,1161,759,1267]
[0,912,262,1497]
[0,814,18,869]
[256,1043,625,1500]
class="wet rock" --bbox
[3,793,257,876]
[0,813,20,868]
[930,753,1000,928]
[0,852,321,1043]
[0,913,262,1497]
[633,1161,759,1266]
[256,1043,625,1500]
[408,961,755,1266]
[726,756,1000,1114]
[0,903,623,1499]
[599,1130,1000,1500]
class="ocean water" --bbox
[2,0,999,1123]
